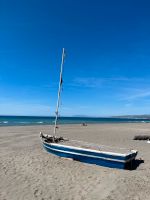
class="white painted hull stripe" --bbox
[43,140,136,157]
[43,143,135,163]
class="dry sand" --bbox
[0,123,150,200]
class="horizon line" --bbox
[0,114,150,118]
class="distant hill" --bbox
[71,114,150,119]
[112,115,150,119]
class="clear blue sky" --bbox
[1,0,150,116]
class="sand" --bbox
[0,123,150,200]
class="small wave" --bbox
[19,122,30,124]
[37,121,43,124]
[3,121,8,124]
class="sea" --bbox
[0,116,150,127]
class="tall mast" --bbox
[53,48,65,136]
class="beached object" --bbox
[134,135,150,140]
[82,123,87,126]
[40,48,138,170]
[40,133,138,169]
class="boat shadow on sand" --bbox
[126,159,144,170]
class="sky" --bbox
[0,0,150,116]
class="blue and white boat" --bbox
[40,134,138,169]
[40,48,138,169]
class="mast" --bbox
[53,48,65,136]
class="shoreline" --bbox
[0,121,150,127]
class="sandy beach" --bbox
[0,123,150,200]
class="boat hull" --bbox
[42,142,137,169]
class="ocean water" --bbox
[0,116,150,126]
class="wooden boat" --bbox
[40,48,138,169]
[40,133,138,169]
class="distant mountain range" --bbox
[112,115,150,119]
[72,114,150,119]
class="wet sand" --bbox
[0,123,150,200]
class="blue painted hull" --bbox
[42,142,137,169]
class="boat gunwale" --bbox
[42,139,137,157]
[42,143,136,163]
